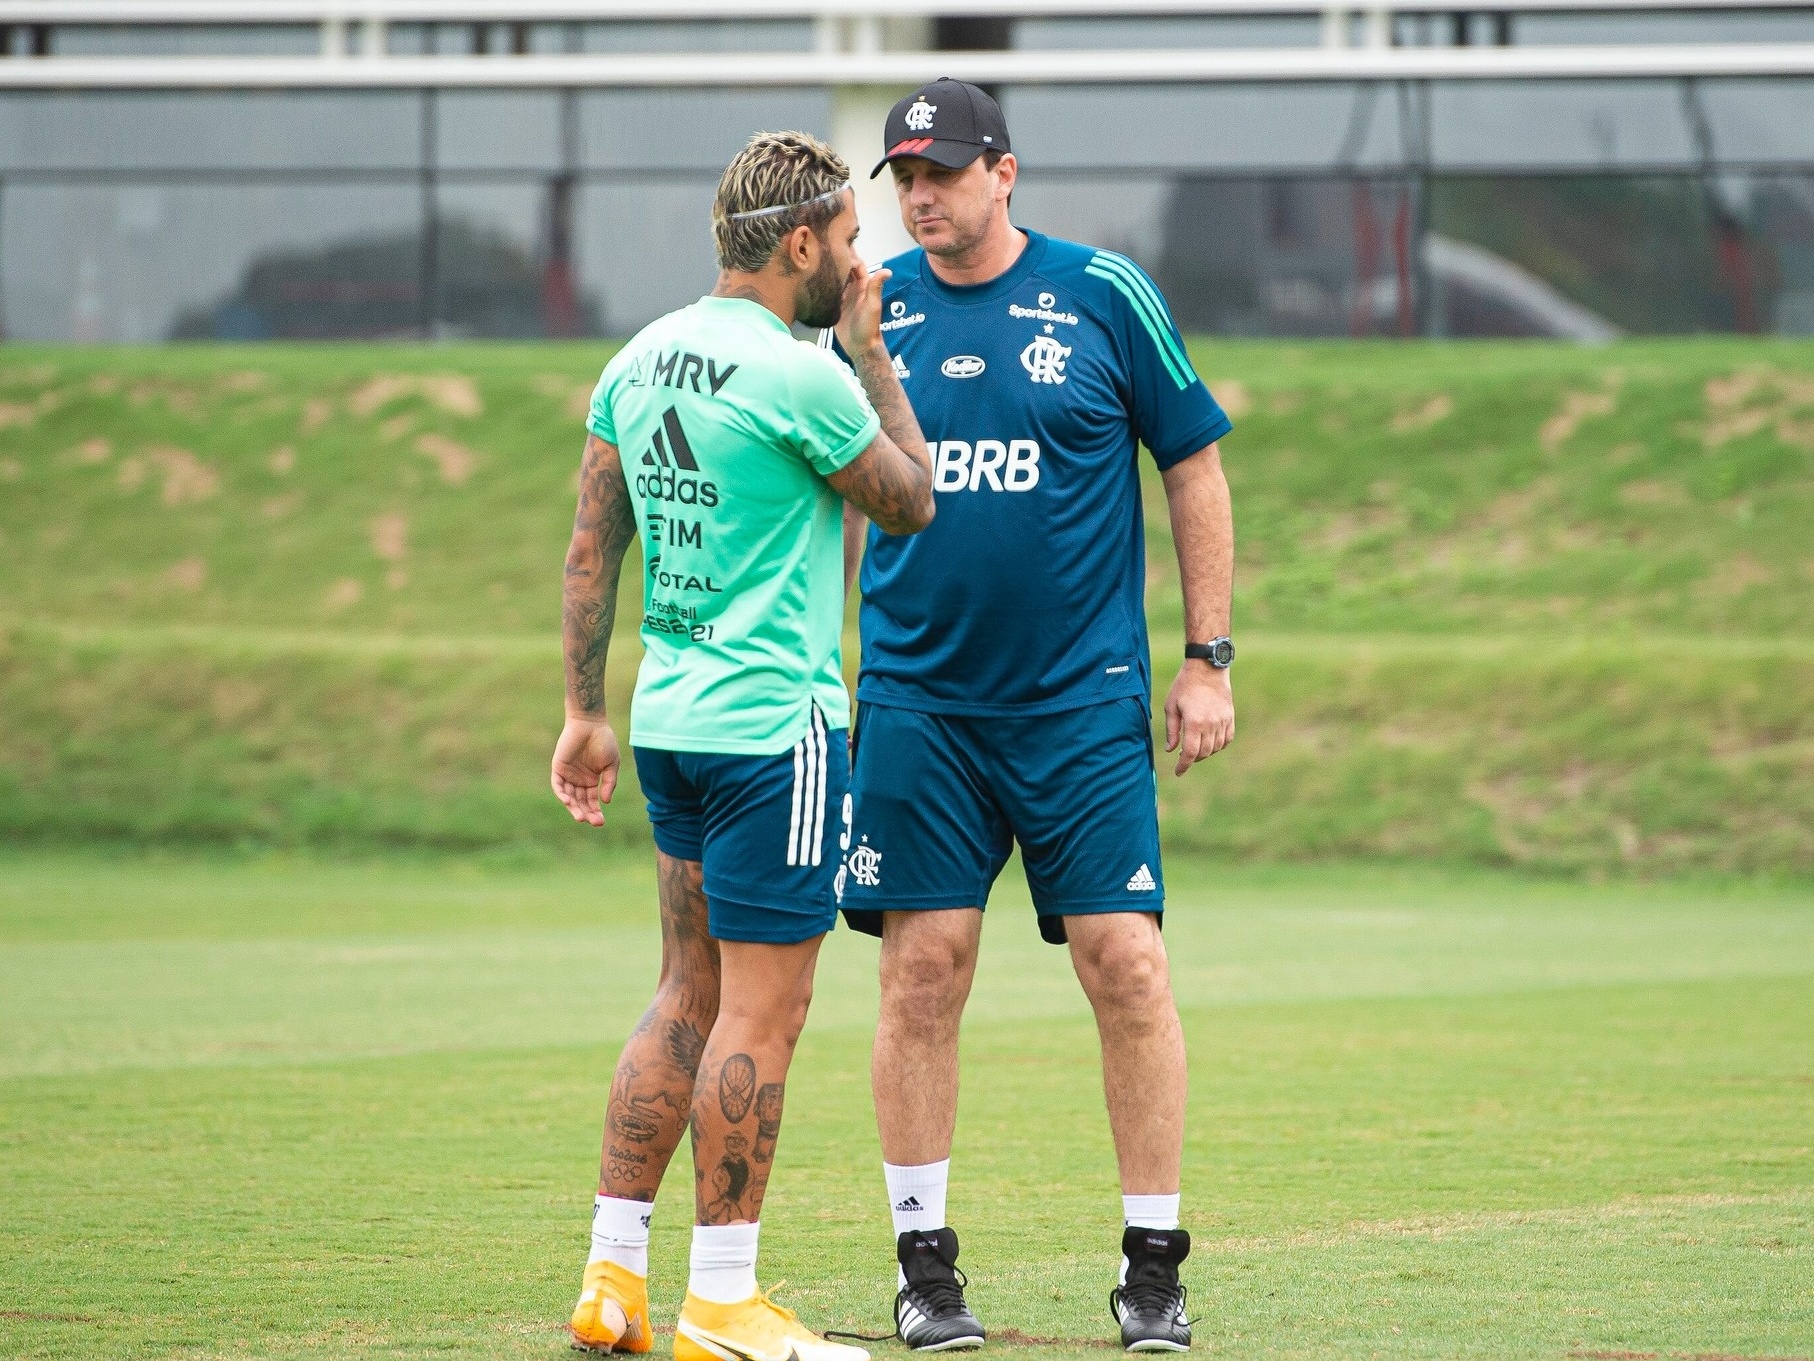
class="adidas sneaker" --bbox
[1109,1226,1191,1352]
[895,1228,985,1351]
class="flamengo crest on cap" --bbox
[904,99,937,131]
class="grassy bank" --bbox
[1,339,1811,873]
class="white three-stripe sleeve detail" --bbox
[787,733,806,867]
[809,707,830,867]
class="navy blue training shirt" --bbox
[830,230,1232,717]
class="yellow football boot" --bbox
[569,1259,652,1354]
[675,1285,871,1361]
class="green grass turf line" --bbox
[1,850,1811,1358]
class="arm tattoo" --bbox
[829,345,934,534]
[563,433,637,716]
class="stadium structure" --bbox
[0,0,1810,342]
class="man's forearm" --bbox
[846,342,931,479]
[564,435,637,718]
[1162,443,1234,640]
[843,501,867,599]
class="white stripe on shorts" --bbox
[808,707,829,867]
[787,728,807,868]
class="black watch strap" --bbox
[1185,637,1235,668]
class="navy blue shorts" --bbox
[838,696,1163,944]
[634,709,848,945]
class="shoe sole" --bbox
[909,1335,986,1352]
[1125,1341,1190,1353]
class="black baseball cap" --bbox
[870,78,1012,179]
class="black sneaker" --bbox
[895,1228,986,1351]
[1109,1226,1192,1352]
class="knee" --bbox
[881,933,975,1020]
[1075,932,1173,1020]
[715,970,814,1049]
[655,977,720,1036]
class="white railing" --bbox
[4,0,1814,86]
[4,0,1814,17]
[2,44,1813,85]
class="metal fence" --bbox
[3,1,1812,340]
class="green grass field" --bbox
[2,847,1810,1360]
[2,340,1812,874]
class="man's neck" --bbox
[712,272,793,327]
[923,222,1028,288]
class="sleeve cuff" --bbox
[810,410,881,476]
[1150,411,1233,471]
[587,419,616,444]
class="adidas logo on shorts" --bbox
[1126,864,1156,892]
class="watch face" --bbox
[1211,638,1235,667]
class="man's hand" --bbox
[834,259,892,359]
[551,716,622,826]
[1164,663,1233,776]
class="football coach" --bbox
[828,79,1237,1353]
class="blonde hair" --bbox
[712,131,850,273]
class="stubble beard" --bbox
[795,251,846,330]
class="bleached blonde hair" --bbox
[712,131,850,273]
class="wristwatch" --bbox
[1185,637,1235,669]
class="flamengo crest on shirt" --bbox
[1021,335,1072,384]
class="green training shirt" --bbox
[588,295,880,755]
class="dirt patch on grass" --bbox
[1617,478,1689,508]
[268,445,295,475]
[145,446,220,505]
[1695,367,1814,450]
[0,401,39,428]
[1541,391,1618,452]
[1211,377,1252,417]
[325,578,364,609]
[0,457,21,481]
[1392,393,1452,432]
[414,433,479,485]
[164,557,207,592]
[536,373,595,420]
[370,512,408,561]
[59,438,112,466]
[350,373,483,419]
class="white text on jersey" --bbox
[931,439,1041,493]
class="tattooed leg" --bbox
[597,852,721,1201]
[688,935,823,1226]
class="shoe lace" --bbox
[1112,1277,1189,1322]
[821,1263,971,1345]
[909,1262,971,1320]
[755,1281,801,1327]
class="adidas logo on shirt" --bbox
[1127,864,1156,892]
[892,352,911,380]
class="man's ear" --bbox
[785,223,817,270]
[994,154,1018,199]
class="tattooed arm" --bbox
[551,432,638,826]
[828,262,935,535]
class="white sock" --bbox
[885,1159,950,1287]
[1121,1192,1181,1284]
[689,1222,760,1304]
[589,1195,653,1276]
[1123,1192,1180,1231]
